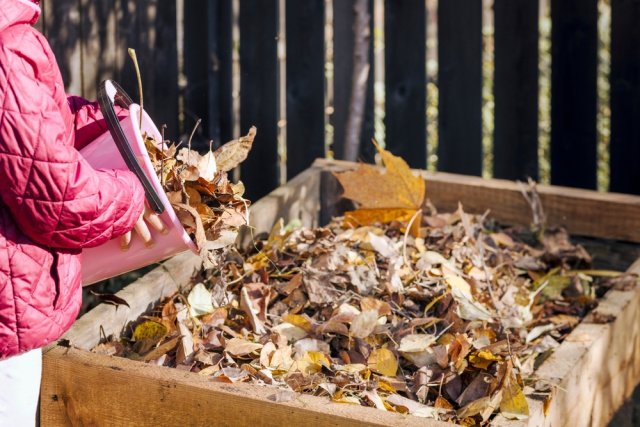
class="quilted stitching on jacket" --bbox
[0,0,145,359]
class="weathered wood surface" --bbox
[41,346,450,427]
[315,158,640,243]
[42,162,640,426]
[492,259,640,427]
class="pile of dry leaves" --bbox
[144,126,256,252]
[93,146,636,425]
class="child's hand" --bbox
[120,205,168,250]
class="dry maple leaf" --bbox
[334,142,425,210]
[333,142,425,232]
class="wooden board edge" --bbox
[313,158,640,242]
[512,258,640,426]
[41,346,451,427]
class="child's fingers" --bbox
[120,231,132,251]
[144,208,168,235]
[134,214,154,248]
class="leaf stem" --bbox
[128,48,144,131]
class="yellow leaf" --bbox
[368,348,398,376]
[344,208,417,227]
[378,379,398,394]
[469,350,501,370]
[133,320,167,342]
[304,351,331,368]
[282,313,313,332]
[331,390,361,405]
[334,144,425,210]
[500,374,529,420]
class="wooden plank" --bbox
[285,0,326,180]
[80,0,118,100]
[45,0,83,96]
[41,346,449,427]
[207,0,233,148]
[496,259,640,426]
[239,0,280,201]
[116,1,179,140]
[437,0,483,176]
[384,0,427,169]
[550,0,598,189]
[314,158,640,243]
[493,0,539,181]
[332,0,376,163]
[609,0,640,195]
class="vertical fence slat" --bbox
[239,0,280,201]
[184,1,210,149]
[437,0,483,176]
[493,0,539,181]
[184,0,232,150]
[610,0,640,195]
[208,0,233,148]
[116,0,179,139]
[81,0,118,100]
[332,0,375,162]
[384,0,427,168]
[550,0,598,189]
[46,0,83,95]
[286,0,325,179]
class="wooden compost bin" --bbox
[41,159,640,427]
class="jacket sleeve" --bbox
[0,50,145,249]
[67,96,129,151]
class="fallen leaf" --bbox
[368,348,398,376]
[334,143,425,232]
[350,310,379,338]
[89,290,130,308]
[187,283,214,317]
[225,338,263,357]
[214,127,257,172]
[386,394,439,418]
[500,373,529,420]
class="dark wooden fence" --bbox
[39,0,640,201]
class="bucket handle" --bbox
[97,80,165,214]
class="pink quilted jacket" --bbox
[0,0,145,359]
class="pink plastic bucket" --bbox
[80,103,198,285]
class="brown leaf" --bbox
[224,338,263,357]
[214,127,257,172]
[89,290,130,308]
[350,310,379,338]
[334,143,425,210]
[173,202,207,251]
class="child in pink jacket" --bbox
[0,1,162,424]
